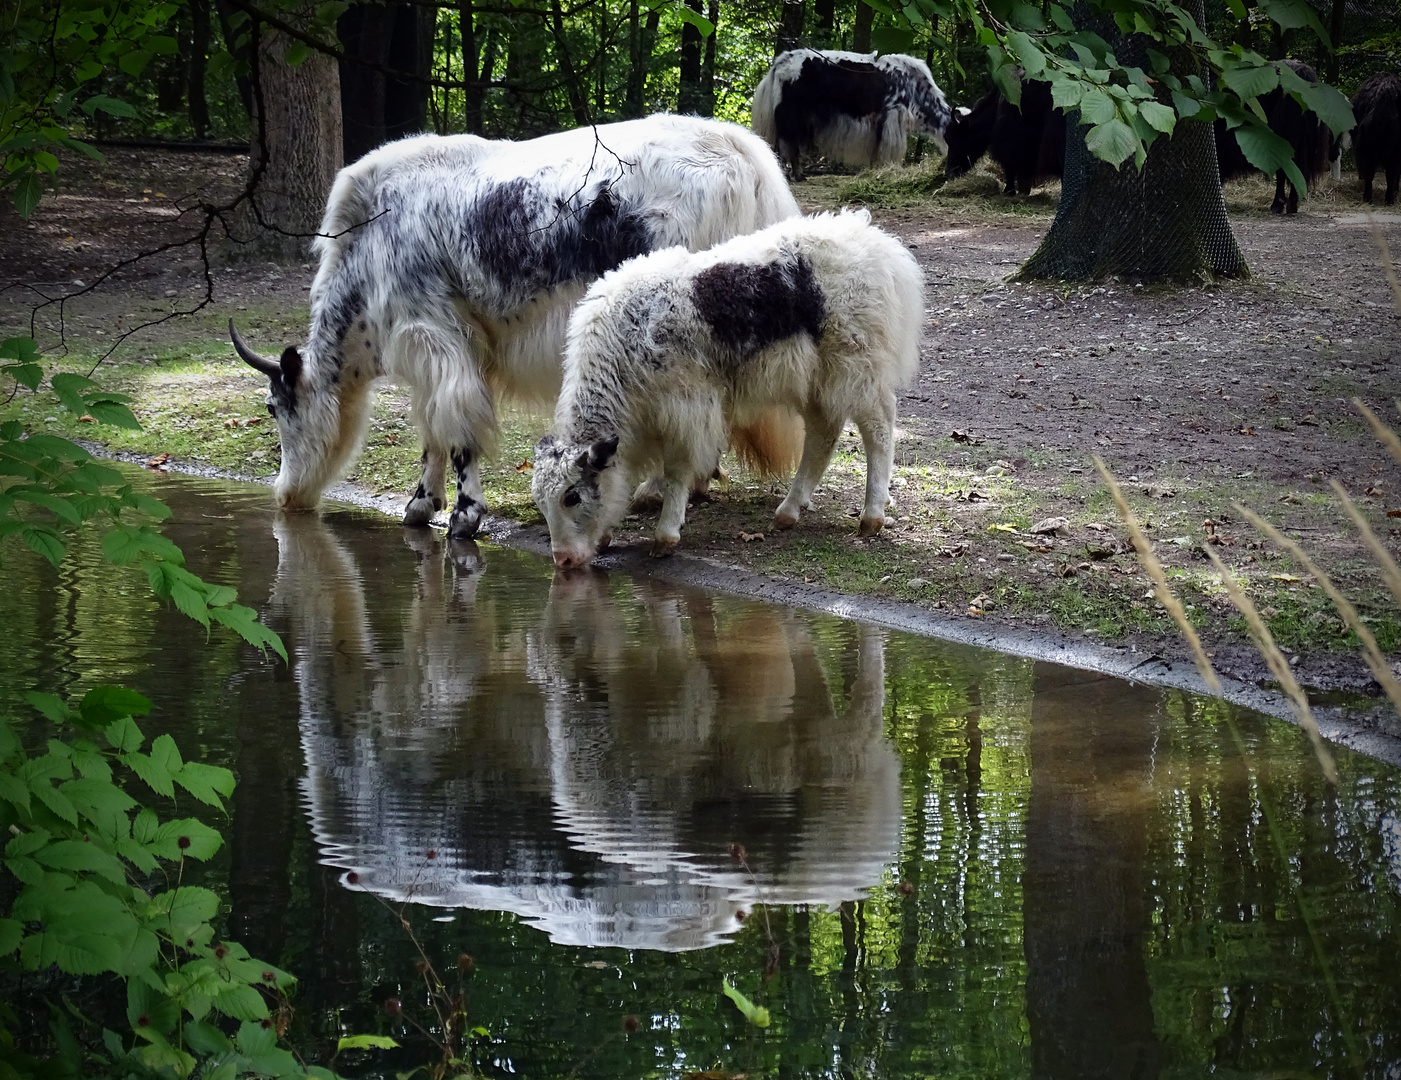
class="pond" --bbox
[3,469,1399,1079]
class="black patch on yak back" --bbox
[774,56,890,150]
[468,176,654,308]
[692,252,825,361]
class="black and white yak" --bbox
[1351,71,1401,205]
[228,115,801,539]
[751,49,952,181]
[531,210,923,568]
[943,77,1066,195]
[1215,58,1331,215]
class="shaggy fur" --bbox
[1352,72,1401,205]
[532,210,924,568]
[751,50,952,181]
[944,78,1065,195]
[1215,59,1330,215]
[231,115,802,538]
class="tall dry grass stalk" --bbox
[1369,214,1401,316]
[1232,501,1401,718]
[1329,476,1401,612]
[1092,455,1221,693]
[1353,397,1401,470]
[1202,545,1339,784]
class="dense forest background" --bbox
[39,0,1400,157]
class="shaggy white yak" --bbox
[532,209,923,568]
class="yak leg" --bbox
[651,471,692,557]
[774,411,842,530]
[855,393,897,537]
[404,447,447,526]
[1386,161,1399,205]
[780,139,806,182]
[1361,163,1376,204]
[447,446,487,539]
[1271,170,1289,214]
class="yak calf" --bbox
[532,210,924,568]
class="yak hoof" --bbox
[403,495,436,527]
[650,535,679,558]
[773,508,800,530]
[448,503,483,540]
[858,515,887,537]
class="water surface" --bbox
[3,470,1398,1079]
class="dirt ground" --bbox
[4,146,1401,704]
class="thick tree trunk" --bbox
[777,0,805,55]
[1019,6,1246,282]
[851,1,873,52]
[1327,0,1345,83]
[240,14,343,261]
[626,6,660,118]
[213,0,254,117]
[461,1,485,133]
[678,0,703,114]
[339,3,431,164]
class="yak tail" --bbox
[730,407,803,478]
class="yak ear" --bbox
[279,346,303,387]
[587,435,619,471]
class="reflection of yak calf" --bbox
[274,516,900,949]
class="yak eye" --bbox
[266,403,276,417]
[562,490,581,508]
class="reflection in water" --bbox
[2,470,1399,1079]
[277,516,900,949]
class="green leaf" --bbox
[1005,31,1046,76]
[0,771,32,811]
[1220,60,1279,100]
[209,603,287,661]
[151,818,223,861]
[338,1034,400,1051]
[150,886,220,941]
[1137,100,1177,134]
[26,691,76,725]
[21,525,66,566]
[1078,86,1118,125]
[6,362,43,390]
[1298,81,1355,136]
[13,171,43,220]
[84,401,141,429]
[118,50,152,77]
[6,827,50,857]
[1084,118,1140,167]
[11,489,82,524]
[50,373,96,416]
[106,715,145,754]
[169,578,210,626]
[0,917,23,955]
[722,977,771,1028]
[0,337,40,363]
[82,686,153,726]
[64,776,136,831]
[122,750,176,798]
[214,984,269,1023]
[127,976,180,1035]
[35,839,128,884]
[184,1019,233,1056]
[81,95,138,119]
[174,761,235,809]
[31,778,80,824]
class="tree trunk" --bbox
[851,1,873,52]
[814,0,835,48]
[213,0,253,117]
[678,0,703,114]
[701,0,718,117]
[777,0,805,56]
[384,4,432,140]
[188,0,211,138]
[547,0,590,125]
[339,3,431,164]
[1326,0,1345,83]
[627,6,660,118]
[1018,6,1246,282]
[461,1,485,133]
[240,13,343,262]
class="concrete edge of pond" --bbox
[84,446,1401,770]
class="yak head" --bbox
[530,433,627,571]
[942,105,983,179]
[230,320,373,511]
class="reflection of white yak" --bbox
[278,516,899,949]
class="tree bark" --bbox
[777,0,805,56]
[678,0,703,114]
[213,0,253,117]
[1326,0,1345,83]
[851,1,873,52]
[188,0,211,139]
[547,0,590,125]
[701,0,718,117]
[460,1,485,133]
[1018,5,1246,282]
[814,0,835,48]
[240,12,343,262]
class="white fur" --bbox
[751,49,951,179]
[532,210,923,568]
[248,115,799,534]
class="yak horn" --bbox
[229,319,281,379]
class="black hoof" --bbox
[403,496,436,527]
[448,503,483,539]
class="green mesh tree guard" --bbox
[1018,4,1249,283]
